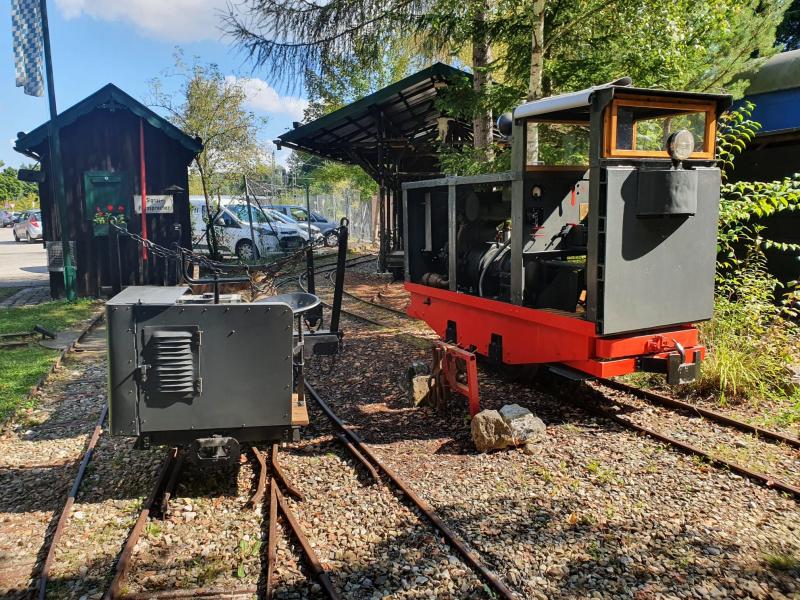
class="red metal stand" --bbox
[432,341,480,417]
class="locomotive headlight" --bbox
[667,129,695,161]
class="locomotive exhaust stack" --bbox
[402,80,732,409]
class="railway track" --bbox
[40,383,519,598]
[99,401,519,598]
[296,264,418,331]
[309,269,800,502]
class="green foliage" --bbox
[149,49,267,258]
[693,249,799,404]
[716,102,800,274]
[499,0,790,100]
[777,0,800,50]
[0,162,39,209]
[437,143,511,176]
[687,102,800,407]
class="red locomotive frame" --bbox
[407,281,703,381]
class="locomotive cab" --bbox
[403,80,731,387]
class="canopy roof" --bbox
[15,83,203,156]
[277,62,473,181]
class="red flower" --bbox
[96,206,101,213]
[106,204,114,211]
[117,205,124,212]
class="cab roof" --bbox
[514,80,732,123]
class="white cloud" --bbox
[55,0,228,42]
[227,76,308,121]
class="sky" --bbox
[0,0,307,168]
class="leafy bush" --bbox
[693,249,799,405]
[690,102,800,406]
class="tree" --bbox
[223,0,500,156]
[777,0,800,49]
[149,50,266,259]
[0,162,39,210]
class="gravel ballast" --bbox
[1,269,798,599]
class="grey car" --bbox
[271,205,339,246]
[13,210,43,242]
[0,210,13,227]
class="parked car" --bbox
[13,210,43,242]
[1,210,13,227]
[266,208,322,242]
[271,205,339,246]
[189,198,304,259]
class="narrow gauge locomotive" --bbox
[402,80,731,411]
[106,286,331,461]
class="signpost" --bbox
[134,195,174,214]
[40,0,77,300]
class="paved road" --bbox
[0,226,48,287]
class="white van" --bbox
[190,197,305,259]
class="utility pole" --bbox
[40,0,76,300]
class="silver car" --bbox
[13,210,43,242]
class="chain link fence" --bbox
[245,178,376,243]
[307,191,375,243]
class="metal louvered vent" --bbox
[149,330,197,396]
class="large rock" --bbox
[409,375,432,406]
[471,410,514,452]
[499,404,547,445]
[471,404,546,453]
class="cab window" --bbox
[605,95,716,159]
[526,122,590,167]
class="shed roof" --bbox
[277,62,472,173]
[15,83,203,156]
[743,49,800,96]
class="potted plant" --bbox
[92,203,127,236]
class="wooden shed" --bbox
[14,84,202,298]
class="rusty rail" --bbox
[266,478,278,600]
[160,451,185,515]
[121,587,257,599]
[274,486,340,599]
[334,432,380,484]
[38,404,108,600]
[599,407,800,499]
[599,379,800,450]
[249,446,268,508]
[271,444,304,500]
[306,383,518,600]
[104,448,178,600]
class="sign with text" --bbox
[134,195,174,214]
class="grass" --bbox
[0,299,98,423]
[0,287,21,302]
[763,551,800,573]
